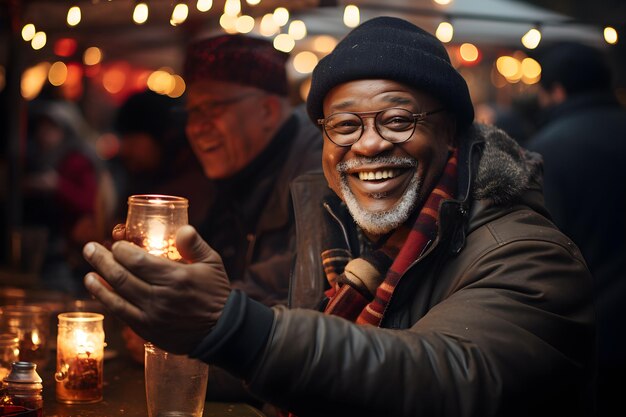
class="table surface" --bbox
[41,354,266,417]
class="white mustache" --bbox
[336,156,416,173]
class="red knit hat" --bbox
[184,34,290,96]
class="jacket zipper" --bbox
[323,201,353,254]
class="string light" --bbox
[521,27,541,49]
[67,6,81,27]
[293,51,318,74]
[235,15,255,33]
[15,0,620,103]
[459,43,479,63]
[31,32,47,50]
[436,21,454,43]
[273,33,295,53]
[273,7,289,27]
[343,5,360,28]
[288,20,307,40]
[260,13,279,36]
[224,0,241,17]
[604,26,618,44]
[196,0,213,12]
[133,3,149,24]
[219,14,238,33]
[170,3,189,26]
[21,24,36,42]
[521,57,541,84]
[312,35,337,53]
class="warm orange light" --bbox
[273,34,295,53]
[293,51,318,74]
[102,66,127,94]
[54,38,77,57]
[83,47,103,66]
[459,43,479,64]
[62,62,84,100]
[48,61,68,86]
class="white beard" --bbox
[337,156,420,236]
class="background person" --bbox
[117,34,323,406]
[526,41,626,417]
[182,34,322,307]
[110,90,210,227]
[22,99,114,296]
[83,17,594,417]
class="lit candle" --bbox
[55,312,105,404]
[125,194,189,260]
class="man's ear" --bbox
[260,95,286,132]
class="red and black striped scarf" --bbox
[322,149,458,326]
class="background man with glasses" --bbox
[84,17,594,416]
[117,33,322,406]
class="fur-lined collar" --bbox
[467,124,542,205]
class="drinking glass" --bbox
[125,194,189,261]
[144,342,209,417]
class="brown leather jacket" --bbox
[249,124,595,417]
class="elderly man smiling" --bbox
[83,17,594,417]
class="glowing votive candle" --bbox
[55,312,105,404]
[125,194,189,260]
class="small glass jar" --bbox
[1,361,43,417]
[0,305,50,370]
[55,312,105,404]
[125,194,189,260]
[0,334,19,382]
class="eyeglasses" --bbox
[317,107,445,147]
[187,93,261,121]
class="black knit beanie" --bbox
[307,16,474,131]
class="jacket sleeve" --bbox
[243,236,593,417]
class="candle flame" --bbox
[31,329,41,345]
[145,218,168,256]
[74,329,96,354]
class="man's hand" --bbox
[82,225,231,355]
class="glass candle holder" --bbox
[0,305,50,370]
[0,333,19,381]
[55,312,105,404]
[125,194,189,260]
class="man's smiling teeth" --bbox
[358,169,397,181]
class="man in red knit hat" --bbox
[118,33,322,408]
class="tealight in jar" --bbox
[125,194,189,261]
[0,305,50,370]
[54,312,105,404]
[0,333,19,382]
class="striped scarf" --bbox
[322,149,458,326]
